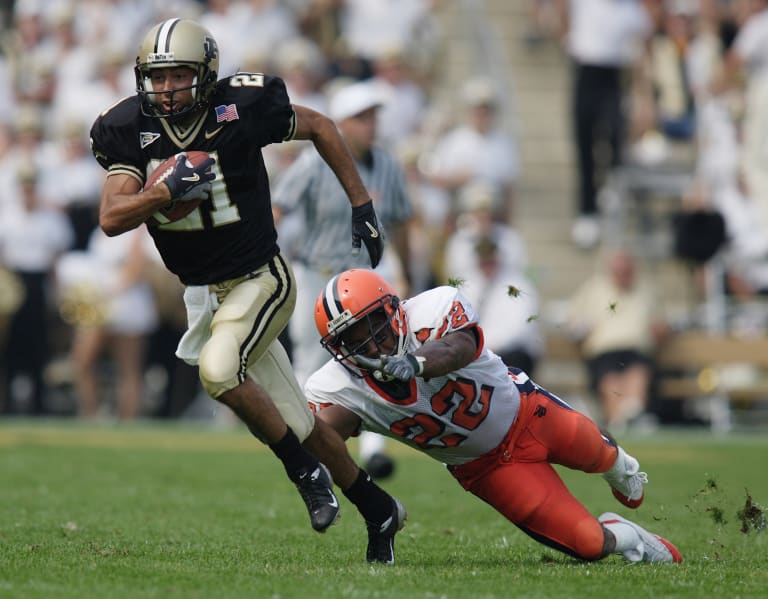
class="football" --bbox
[144,151,213,227]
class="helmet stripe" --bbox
[321,276,342,322]
[156,18,181,53]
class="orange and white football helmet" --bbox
[315,269,408,376]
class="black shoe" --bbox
[365,452,395,481]
[294,464,339,533]
[366,497,407,564]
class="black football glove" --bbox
[164,152,216,203]
[351,200,384,268]
[354,353,425,382]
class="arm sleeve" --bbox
[248,75,296,145]
[89,111,145,184]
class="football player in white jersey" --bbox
[307,269,683,565]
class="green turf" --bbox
[1,421,766,598]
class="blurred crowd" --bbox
[0,0,766,430]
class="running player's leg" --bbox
[247,316,403,558]
[198,255,297,443]
[198,255,338,532]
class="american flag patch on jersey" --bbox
[215,104,239,122]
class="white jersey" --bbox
[305,286,521,465]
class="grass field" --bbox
[1,421,766,599]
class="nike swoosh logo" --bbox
[365,222,379,238]
[378,515,393,532]
[181,173,200,183]
[204,126,224,139]
[328,495,338,508]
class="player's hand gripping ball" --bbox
[145,151,215,226]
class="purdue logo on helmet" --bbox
[135,18,219,119]
[315,269,409,377]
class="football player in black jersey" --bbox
[89,18,403,563]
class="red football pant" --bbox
[450,382,618,560]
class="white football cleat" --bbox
[599,512,683,563]
[602,446,647,508]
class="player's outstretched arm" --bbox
[357,328,479,382]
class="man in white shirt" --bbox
[559,0,653,248]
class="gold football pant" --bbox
[197,253,314,440]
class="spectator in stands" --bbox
[647,1,698,142]
[704,172,768,301]
[565,248,668,433]
[39,119,104,251]
[291,0,344,60]
[56,227,159,421]
[47,3,100,126]
[239,0,301,73]
[425,77,520,224]
[141,237,202,419]
[199,0,256,78]
[443,180,529,277]
[443,181,543,374]
[0,161,74,415]
[5,3,57,108]
[52,47,135,135]
[367,45,428,152]
[1,105,57,188]
[264,37,330,179]
[712,0,768,239]
[274,36,329,113]
[558,0,654,249]
[397,139,451,291]
[338,0,440,74]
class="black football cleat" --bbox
[366,497,407,564]
[294,463,339,532]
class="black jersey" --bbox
[90,73,297,285]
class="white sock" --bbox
[359,431,386,461]
[601,517,643,562]
[605,446,626,477]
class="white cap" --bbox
[461,77,497,107]
[329,81,382,122]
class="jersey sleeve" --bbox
[89,97,145,185]
[304,361,367,429]
[231,74,296,146]
[405,286,481,345]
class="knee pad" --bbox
[199,330,242,398]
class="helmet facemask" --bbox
[320,296,407,378]
[135,18,219,120]
[315,269,409,378]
